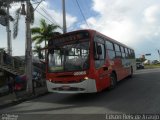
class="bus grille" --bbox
[52,87,85,91]
[50,79,85,84]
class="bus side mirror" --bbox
[97,45,102,55]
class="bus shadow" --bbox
[6,75,150,114]
[34,76,133,105]
[10,75,160,114]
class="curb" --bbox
[0,91,49,110]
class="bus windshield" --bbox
[48,40,89,72]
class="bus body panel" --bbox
[46,29,136,93]
[46,79,97,93]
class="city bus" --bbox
[46,29,136,93]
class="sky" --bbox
[0,0,160,60]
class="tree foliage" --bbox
[31,19,61,46]
[31,19,61,60]
[32,45,44,59]
[0,1,14,23]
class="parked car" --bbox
[136,62,144,69]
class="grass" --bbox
[144,64,160,69]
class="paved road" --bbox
[0,68,160,120]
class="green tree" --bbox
[0,1,7,16]
[0,1,14,25]
[31,19,61,46]
[31,19,61,60]
[32,45,44,59]
[0,1,29,21]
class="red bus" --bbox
[46,29,136,93]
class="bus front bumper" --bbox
[46,79,97,93]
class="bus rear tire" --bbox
[129,67,133,78]
[109,73,117,89]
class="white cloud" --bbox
[144,5,160,23]
[80,0,160,59]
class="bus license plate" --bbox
[62,86,70,90]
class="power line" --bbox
[35,10,50,23]
[75,0,90,28]
[35,10,62,31]
[33,0,43,11]
[39,5,62,30]
[34,0,63,31]
[81,0,94,17]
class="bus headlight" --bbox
[84,77,89,80]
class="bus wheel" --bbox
[109,73,117,89]
[129,67,133,78]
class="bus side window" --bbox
[116,51,122,58]
[108,50,116,60]
[128,49,131,58]
[94,42,99,60]
[94,42,105,69]
[95,42,105,60]
[125,48,129,58]
[119,46,126,58]
[130,50,135,58]
[105,40,115,60]
[122,53,126,58]
[106,40,114,50]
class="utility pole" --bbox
[62,0,67,33]
[6,0,12,55]
[25,0,33,94]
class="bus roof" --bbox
[50,29,134,50]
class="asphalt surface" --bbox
[0,68,160,120]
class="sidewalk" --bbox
[0,86,48,109]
